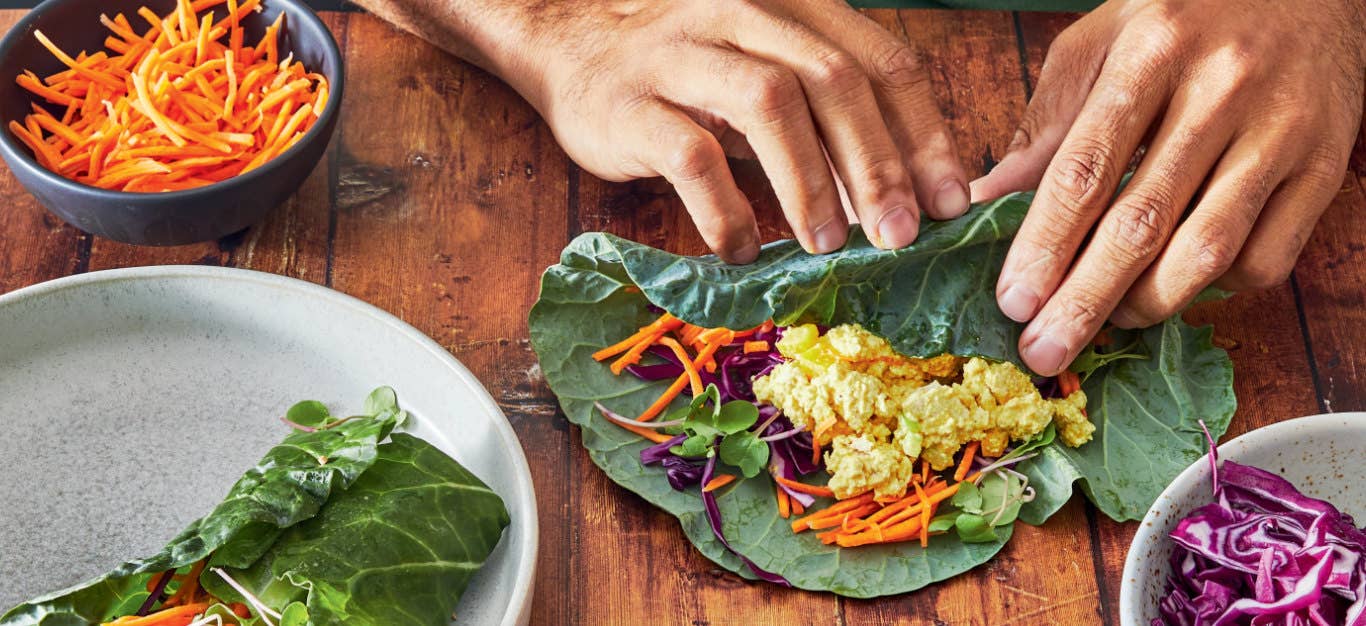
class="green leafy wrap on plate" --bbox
[529,191,1237,597]
[1,388,511,626]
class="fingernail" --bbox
[734,239,760,264]
[934,180,970,219]
[1022,334,1069,375]
[876,206,918,249]
[998,284,1040,322]
[811,219,845,254]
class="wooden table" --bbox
[2,8,1363,625]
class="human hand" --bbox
[475,0,969,263]
[971,0,1366,375]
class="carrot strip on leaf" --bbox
[702,474,735,493]
[954,441,978,482]
[773,475,835,498]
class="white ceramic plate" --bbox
[0,266,536,625]
[1119,412,1366,625]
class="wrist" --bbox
[352,0,554,111]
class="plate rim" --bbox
[1118,411,1366,625]
[0,265,539,626]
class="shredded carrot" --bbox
[911,480,931,547]
[608,329,665,375]
[698,327,735,346]
[1059,369,1081,396]
[657,336,703,396]
[773,475,835,498]
[101,603,209,626]
[791,492,876,532]
[804,504,879,530]
[921,458,931,485]
[13,4,328,192]
[592,313,678,361]
[703,473,736,493]
[954,441,978,482]
[791,498,805,516]
[811,439,821,466]
[160,560,205,607]
[776,485,791,519]
[743,340,770,354]
[635,340,722,422]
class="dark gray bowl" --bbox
[0,0,343,245]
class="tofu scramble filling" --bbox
[752,324,1094,500]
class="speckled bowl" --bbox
[1119,412,1366,625]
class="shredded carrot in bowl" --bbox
[11,0,329,192]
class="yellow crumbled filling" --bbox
[753,323,1092,499]
[824,434,916,500]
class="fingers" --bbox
[1111,138,1286,327]
[791,4,968,220]
[651,47,846,255]
[969,22,1110,203]
[1014,81,1231,375]
[625,101,761,264]
[1216,158,1346,291]
[728,9,922,249]
[995,46,1174,328]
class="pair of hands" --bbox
[361,0,1366,375]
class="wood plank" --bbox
[0,10,84,295]
[1014,12,1326,625]
[835,11,1102,626]
[324,14,573,625]
[1290,176,1366,413]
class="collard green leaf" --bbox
[530,190,1235,596]
[1,391,404,625]
[207,434,511,626]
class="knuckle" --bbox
[1230,258,1294,291]
[869,43,929,93]
[664,132,723,183]
[1191,233,1241,279]
[1103,188,1176,263]
[1301,144,1349,185]
[741,66,803,122]
[808,49,866,93]
[852,159,911,206]
[1055,296,1107,334]
[1046,26,1085,60]
[1049,140,1116,207]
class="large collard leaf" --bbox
[0,391,405,626]
[205,433,511,625]
[529,191,1235,596]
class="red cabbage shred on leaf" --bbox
[1154,460,1366,626]
[622,320,793,585]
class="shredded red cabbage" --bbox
[619,315,798,585]
[135,570,174,616]
[1154,458,1366,625]
[1033,375,1063,400]
[700,449,791,586]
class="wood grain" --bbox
[1,7,1365,626]
[325,14,574,626]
